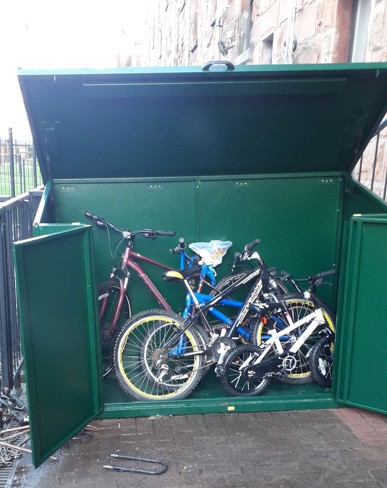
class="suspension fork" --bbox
[110,276,129,335]
[99,274,129,337]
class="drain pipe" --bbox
[284,1,298,63]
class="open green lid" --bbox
[18,62,387,182]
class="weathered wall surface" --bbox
[138,0,386,67]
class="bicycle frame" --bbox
[166,264,328,371]
[119,246,174,311]
[243,307,326,369]
[165,266,270,353]
[100,247,179,336]
[101,243,209,336]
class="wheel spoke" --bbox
[113,312,204,400]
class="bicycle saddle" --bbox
[163,265,202,282]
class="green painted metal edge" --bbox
[330,175,345,312]
[82,227,103,413]
[98,393,339,419]
[335,219,363,404]
[348,214,387,222]
[33,223,88,237]
[52,171,344,185]
[33,180,51,227]
[350,179,387,212]
[17,61,387,77]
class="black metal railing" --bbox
[353,118,387,200]
[0,190,42,393]
[0,129,42,198]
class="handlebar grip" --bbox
[244,239,260,253]
[84,211,106,226]
[317,269,336,279]
[156,231,175,237]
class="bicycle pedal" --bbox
[215,365,225,377]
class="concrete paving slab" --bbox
[10,408,387,488]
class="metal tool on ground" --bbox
[103,453,168,475]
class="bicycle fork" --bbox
[99,275,129,337]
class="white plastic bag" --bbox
[189,240,232,267]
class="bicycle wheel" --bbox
[309,335,334,388]
[113,310,204,401]
[98,280,132,373]
[140,318,210,385]
[252,298,335,384]
[221,345,269,396]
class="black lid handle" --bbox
[202,60,235,72]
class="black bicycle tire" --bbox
[309,335,334,388]
[221,344,269,397]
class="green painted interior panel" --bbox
[197,175,342,307]
[336,217,387,414]
[14,227,101,467]
[52,179,198,313]
[18,63,387,182]
[44,174,343,311]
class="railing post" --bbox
[18,154,23,195]
[33,146,38,187]
[370,133,380,192]
[0,216,13,394]
[8,128,15,198]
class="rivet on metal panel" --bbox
[146,184,164,191]
[59,185,77,192]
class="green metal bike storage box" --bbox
[15,63,387,466]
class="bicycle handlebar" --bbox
[84,211,175,240]
[314,269,336,280]
[244,239,261,254]
[280,268,336,288]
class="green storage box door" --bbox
[14,226,102,467]
[336,215,387,414]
